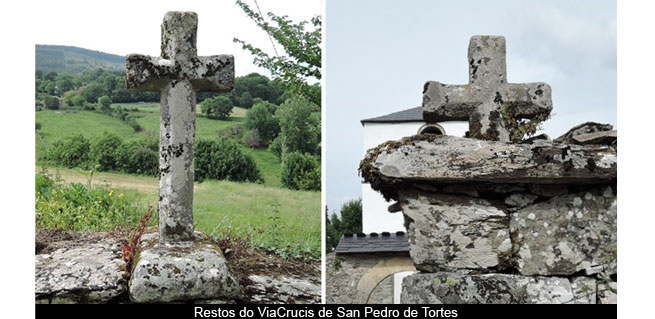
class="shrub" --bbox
[62,91,77,107]
[97,95,112,113]
[90,132,122,171]
[35,173,143,231]
[126,117,142,132]
[71,95,87,108]
[44,95,59,110]
[116,138,158,176]
[48,134,91,168]
[200,95,233,120]
[268,136,282,159]
[281,151,320,191]
[36,122,41,131]
[194,139,263,183]
[244,102,279,143]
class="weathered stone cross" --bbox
[125,12,234,243]
[422,35,552,141]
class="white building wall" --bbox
[361,121,468,233]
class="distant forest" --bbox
[35,68,288,108]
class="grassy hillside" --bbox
[36,45,124,74]
[35,104,282,187]
[37,167,320,256]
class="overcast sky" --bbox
[325,0,617,214]
[32,0,321,77]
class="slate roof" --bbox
[334,231,410,254]
[360,107,423,125]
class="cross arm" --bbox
[422,81,481,123]
[125,54,235,93]
[500,82,552,118]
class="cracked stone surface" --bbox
[35,237,126,304]
[360,135,616,201]
[128,231,240,303]
[125,11,234,243]
[422,36,552,141]
[554,122,613,144]
[246,275,320,304]
[398,190,511,272]
[511,186,617,276]
[597,280,617,304]
[401,273,596,304]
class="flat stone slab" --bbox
[246,275,321,304]
[128,230,240,303]
[398,190,511,271]
[35,237,127,304]
[512,186,617,276]
[400,273,596,304]
[360,135,616,200]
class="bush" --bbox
[48,134,91,168]
[44,95,59,110]
[71,95,87,108]
[281,151,320,191]
[245,102,279,143]
[116,138,158,176]
[35,173,143,231]
[98,95,112,113]
[200,95,233,120]
[126,117,142,132]
[90,132,122,171]
[268,136,282,159]
[36,122,41,131]
[194,139,263,183]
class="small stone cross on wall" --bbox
[125,12,234,243]
[422,36,552,142]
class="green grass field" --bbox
[35,105,281,187]
[38,167,320,256]
[35,103,319,257]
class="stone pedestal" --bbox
[128,229,240,303]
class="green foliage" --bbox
[48,134,91,168]
[245,102,280,143]
[62,90,77,106]
[56,73,75,92]
[325,198,362,252]
[194,139,263,183]
[43,95,59,110]
[36,122,42,131]
[281,152,320,191]
[116,138,158,176]
[276,96,320,158]
[200,95,233,120]
[501,104,552,143]
[268,136,282,158]
[234,0,321,106]
[71,94,87,107]
[90,132,122,171]
[83,82,106,104]
[35,173,143,231]
[97,95,112,113]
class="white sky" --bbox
[326,0,617,213]
[33,0,321,76]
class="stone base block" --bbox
[512,187,617,276]
[401,273,596,304]
[35,237,127,304]
[128,230,240,303]
[399,191,511,271]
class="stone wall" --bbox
[326,252,415,304]
[359,125,617,304]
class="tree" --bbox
[200,95,233,120]
[90,132,122,171]
[62,91,77,106]
[325,198,363,252]
[98,95,112,113]
[56,73,75,93]
[83,82,106,104]
[194,139,263,183]
[234,0,321,106]
[276,95,320,158]
[71,95,87,108]
[245,101,279,144]
[43,96,59,110]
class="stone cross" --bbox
[422,35,552,141]
[125,12,234,243]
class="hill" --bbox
[36,45,124,74]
